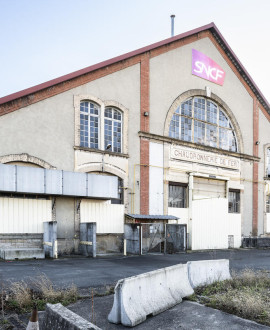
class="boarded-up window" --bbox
[168,183,187,208]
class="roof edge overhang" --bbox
[1,22,269,114]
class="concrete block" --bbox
[42,303,101,330]
[0,248,45,260]
[108,263,194,327]
[187,259,231,288]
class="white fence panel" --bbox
[228,213,241,248]
[168,207,189,228]
[192,198,228,250]
[80,200,124,234]
[266,213,270,233]
[0,197,52,233]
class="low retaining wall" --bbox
[108,263,194,327]
[42,303,101,330]
[187,259,231,288]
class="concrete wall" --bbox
[149,142,164,214]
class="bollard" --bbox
[26,306,39,330]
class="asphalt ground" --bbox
[1,249,270,290]
[3,248,270,329]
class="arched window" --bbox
[104,107,122,152]
[80,101,100,149]
[169,97,238,152]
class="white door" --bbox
[191,177,228,250]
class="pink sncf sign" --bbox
[192,49,225,86]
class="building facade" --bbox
[0,23,270,253]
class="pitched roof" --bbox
[0,22,269,113]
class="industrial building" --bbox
[0,22,270,255]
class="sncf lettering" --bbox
[194,61,224,81]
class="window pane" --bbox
[194,120,205,144]
[206,124,217,147]
[229,190,240,213]
[169,114,180,139]
[194,97,205,121]
[104,107,122,153]
[219,110,229,128]
[168,184,187,208]
[181,117,192,142]
[207,101,217,124]
[181,99,192,117]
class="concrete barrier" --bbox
[187,259,231,288]
[108,263,194,327]
[42,303,101,330]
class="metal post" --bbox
[170,15,175,37]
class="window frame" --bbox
[74,95,128,154]
[169,97,238,152]
[168,182,188,208]
[228,189,240,214]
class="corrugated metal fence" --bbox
[0,197,52,233]
[80,200,124,234]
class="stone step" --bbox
[0,247,45,260]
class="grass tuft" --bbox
[1,274,78,313]
[191,269,270,326]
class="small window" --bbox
[266,195,270,213]
[228,190,240,213]
[168,183,187,208]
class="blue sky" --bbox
[1,0,270,101]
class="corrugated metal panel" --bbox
[45,169,62,195]
[63,171,87,196]
[0,164,119,199]
[81,200,124,233]
[87,174,118,199]
[0,197,52,233]
[228,213,241,248]
[193,177,226,199]
[17,166,45,194]
[0,163,16,191]
[192,198,228,250]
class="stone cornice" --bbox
[138,131,260,162]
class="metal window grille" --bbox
[169,97,238,152]
[228,190,240,213]
[168,183,187,208]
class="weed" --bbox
[193,269,270,326]
[3,274,78,313]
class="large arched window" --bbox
[169,97,238,152]
[104,107,122,152]
[80,101,100,149]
